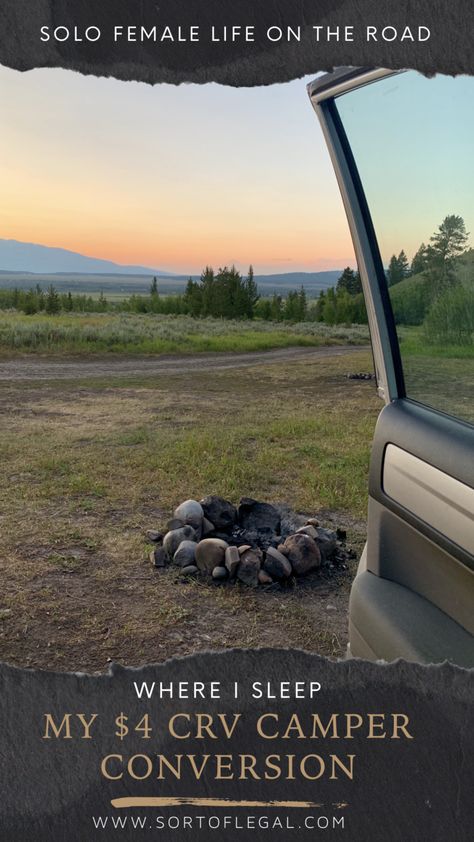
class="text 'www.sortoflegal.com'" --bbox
[91,813,346,831]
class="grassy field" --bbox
[0,311,369,355]
[0,311,472,673]
[396,326,474,423]
[0,349,380,671]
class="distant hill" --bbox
[388,250,474,324]
[0,238,171,276]
[251,271,340,295]
[0,238,343,297]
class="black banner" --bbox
[0,1,473,85]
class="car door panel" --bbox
[308,69,474,665]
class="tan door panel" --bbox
[383,444,474,556]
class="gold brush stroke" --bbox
[111,797,349,809]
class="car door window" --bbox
[335,72,474,424]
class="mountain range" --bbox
[0,238,170,276]
[0,238,342,295]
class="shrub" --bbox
[389,274,433,325]
[423,286,474,346]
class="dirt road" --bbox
[0,344,368,381]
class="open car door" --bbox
[308,68,474,666]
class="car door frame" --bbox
[307,67,474,665]
[308,67,405,404]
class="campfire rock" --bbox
[296,525,319,540]
[174,499,204,530]
[225,546,240,578]
[200,495,237,531]
[202,517,215,537]
[263,546,292,579]
[280,533,321,576]
[315,527,338,563]
[167,517,185,532]
[195,538,228,573]
[173,540,197,568]
[148,494,352,588]
[146,529,163,544]
[163,525,196,559]
[182,564,198,576]
[238,498,281,535]
[237,548,261,587]
[149,546,167,568]
[238,544,252,555]
[212,566,228,581]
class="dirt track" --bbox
[0,344,368,381]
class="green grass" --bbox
[0,350,377,671]
[0,311,369,355]
[396,326,474,423]
[397,325,474,358]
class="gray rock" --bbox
[306,518,320,528]
[173,540,197,568]
[174,499,204,530]
[238,497,281,534]
[315,527,338,562]
[167,517,185,532]
[195,538,228,573]
[146,529,163,544]
[212,566,228,581]
[258,570,273,585]
[264,546,292,579]
[202,517,215,537]
[149,546,167,568]
[237,549,261,587]
[200,495,237,531]
[280,533,321,576]
[225,545,240,578]
[296,524,319,539]
[182,565,199,576]
[163,525,196,559]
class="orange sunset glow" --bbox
[0,65,355,274]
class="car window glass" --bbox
[335,71,474,424]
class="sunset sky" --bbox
[1,66,472,276]
[0,65,355,275]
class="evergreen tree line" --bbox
[310,214,472,331]
[0,215,470,342]
[0,285,109,314]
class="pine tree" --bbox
[270,293,283,321]
[430,214,469,263]
[45,284,60,314]
[200,266,215,317]
[410,243,429,275]
[397,250,410,278]
[428,214,469,292]
[387,252,409,286]
[314,290,326,322]
[23,289,38,315]
[244,265,259,317]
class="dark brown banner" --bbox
[1,650,473,841]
